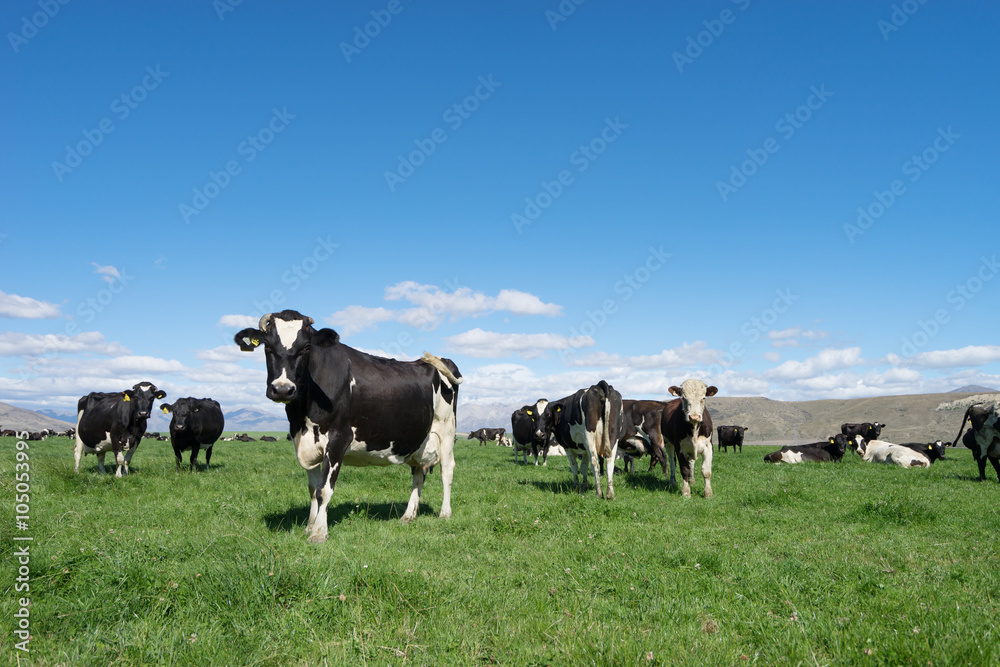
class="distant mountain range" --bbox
[2,403,286,433]
[949,385,997,393]
[1,403,75,432]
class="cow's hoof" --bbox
[400,514,416,524]
[704,489,713,499]
[307,533,327,544]
[439,509,452,520]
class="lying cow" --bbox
[857,438,931,468]
[763,435,851,464]
[536,381,623,499]
[952,402,1000,482]
[468,427,505,446]
[160,397,225,472]
[236,310,462,543]
[74,382,166,476]
[894,440,947,464]
[716,425,748,453]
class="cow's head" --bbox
[668,379,718,424]
[235,310,337,403]
[161,398,215,432]
[863,422,884,440]
[124,382,166,420]
[826,434,850,459]
[535,401,562,441]
[734,426,748,439]
[924,439,947,462]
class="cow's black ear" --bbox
[235,328,263,351]
[314,329,341,347]
[706,386,719,397]
[155,390,166,400]
[161,403,173,414]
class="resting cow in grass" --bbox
[952,402,1000,482]
[235,310,462,543]
[536,381,623,499]
[160,397,225,472]
[856,439,931,468]
[763,435,850,464]
[74,382,166,476]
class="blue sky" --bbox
[2,0,999,418]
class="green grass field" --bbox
[2,434,999,666]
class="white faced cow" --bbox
[662,379,717,498]
[74,382,166,476]
[235,310,462,543]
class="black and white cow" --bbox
[235,310,462,543]
[510,400,551,465]
[160,397,225,472]
[468,427,505,446]
[74,382,166,476]
[856,438,932,468]
[716,425,748,453]
[952,402,1000,482]
[894,440,947,464]
[536,381,623,499]
[617,400,671,475]
[763,435,851,464]
[841,422,886,442]
[661,380,717,498]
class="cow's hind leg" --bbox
[402,466,427,524]
[990,456,1000,483]
[976,454,988,481]
[204,445,213,470]
[73,436,84,473]
[437,432,455,520]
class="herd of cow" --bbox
[41,309,1000,543]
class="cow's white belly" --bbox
[779,450,803,464]
[82,432,114,454]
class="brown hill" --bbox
[708,392,998,446]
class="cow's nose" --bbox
[137,411,150,418]
[689,414,701,423]
[269,383,296,402]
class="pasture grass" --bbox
[2,435,999,666]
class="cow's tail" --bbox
[421,352,463,386]
[593,380,618,459]
[952,405,975,447]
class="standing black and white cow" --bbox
[716,425,748,453]
[468,427,506,446]
[661,379,717,498]
[841,422,886,442]
[952,402,1000,482]
[536,381,623,499]
[159,397,225,472]
[235,310,462,543]
[74,382,166,476]
[510,400,551,465]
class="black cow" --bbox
[763,434,851,464]
[716,425,748,453]
[260,435,277,442]
[536,381,623,499]
[235,310,462,543]
[510,400,551,465]
[617,400,670,475]
[841,422,885,442]
[952,403,1000,482]
[74,382,166,476]
[468,427,505,446]
[160,397,225,472]
[660,380,717,498]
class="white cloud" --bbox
[218,314,258,328]
[567,341,723,369]
[886,345,1000,369]
[0,331,128,357]
[763,351,782,362]
[0,290,61,319]
[767,348,862,381]
[327,282,563,336]
[91,262,121,284]
[445,328,592,359]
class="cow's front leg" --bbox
[174,445,183,473]
[97,452,107,474]
[677,451,693,498]
[304,466,323,536]
[990,456,1000,483]
[122,443,139,476]
[566,451,581,491]
[189,446,200,472]
[402,466,427,523]
[698,436,713,499]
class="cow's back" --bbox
[77,392,123,446]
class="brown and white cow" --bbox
[661,379,717,498]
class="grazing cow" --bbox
[952,402,1000,482]
[856,438,931,468]
[235,310,462,543]
[536,381,623,499]
[510,400,551,465]
[841,422,886,442]
[763,435,851,464]
[74,382,166,476]
[660,380,717,498]
[468,427,505,446]
[160,397,225,472]
[716,425,748,453]
[261,435,277,442]
[617,400,671,476]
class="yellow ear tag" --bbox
[556,406,561,412]
[927,445,932,450]
[251,338,260,346]
[162,407,169,414]
[123,394,130,402]
[526,410,532,415]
